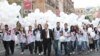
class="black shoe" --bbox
[48,54,50,56]
[11,53,14,55]
[66,54,70,56]
[65,53,67,55]
[44,52,46,55]
[5,54,10,56]
[43,52,47,56]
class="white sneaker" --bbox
[70,52,73,54]
[72,52,75,54]
[33,52,35,54]
[95,49,98,52]
[38,53,41,56]
[41,52,44,55]
[38,52,44,56]
[21,52,24,55]
[90,49,93,52]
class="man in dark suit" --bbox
[41,23,53,56]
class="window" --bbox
[81,10,83,13]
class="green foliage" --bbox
[85,16,92,22]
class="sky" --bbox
[72,0,100,8]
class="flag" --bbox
[23,0,32,11]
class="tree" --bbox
[85,16,92,22]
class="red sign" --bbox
[23,0,32,10]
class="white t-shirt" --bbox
[3,30,12,41]
[27,31,35,44]
[97,27,100,32]
[90,31,96,38]
[63,28,71,42]
[93,31,100,40]
[54,28,62,40]
[11,29,16,41]
[82,30,89,42]
[76,33,84,42]
[19,32,26,43]
[88,27,93,33]
[59,36,66,42]
[35,30,42,41]
[70,32,76,41]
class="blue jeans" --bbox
[94,39,99,49]
[60,41,71,55]
[99,38,100,48]
[53,40,59,56]
[76,41,82,51]
[77,41,88,51]
[71,41,76,52]
[20,43,26,52]
[66,42,71,54]
[81,41,88,51]
[61,42,67,55]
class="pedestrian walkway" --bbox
[1,47,100,56]
[0,41,4,54]
[0,42,100,56]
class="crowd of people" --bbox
[0,21,100,56]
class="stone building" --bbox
[8,0,74,14]
[63,0,74,14]
[75,8,86,15]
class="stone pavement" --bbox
[1,48,100,56]
[0,41,4,53]
[0,41,100,56]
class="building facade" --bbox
[63,0,74,14]
[45,0,74,13]
[8,0,74,14]
[75,8,86,15]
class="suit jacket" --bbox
[41,29,54,41]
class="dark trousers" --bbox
[89,43,95,50]
[61,42,67,55]
[20,43,26,52]
[28,42,34,54]
[43,39,52,56]
[3,40,15,56]
[35,41,42,53]
[89,40,95,50]
[71,41,76,52]
[61,42,71,55]
[53,40,59,56]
